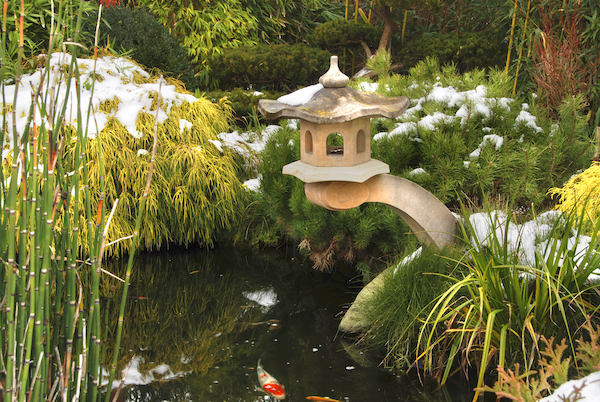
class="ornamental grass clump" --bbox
[415,203,600,399]
[354,247,466,371]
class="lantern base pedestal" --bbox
[282,159,389,183]
[304,174,457,250]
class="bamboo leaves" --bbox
[140,0,260,64]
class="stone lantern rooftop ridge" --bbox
[258,56,409,124]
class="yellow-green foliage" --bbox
[68,96,244,257]
[548,162,600,228]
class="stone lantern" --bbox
[258,56,456,250]
[258,55,409,183]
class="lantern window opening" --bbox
[326,132,344,156]
[305,130,313,154]
[357,130,366,154]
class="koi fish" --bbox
[257,359,286,400]
[306,397,342,402]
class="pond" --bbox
[101,245,480,402]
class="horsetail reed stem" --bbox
[505,0,519,76]
[0,1,127,401]
[104,77,162,402]
[401,10,408,45]
[512,0,531,95]
[3,0,26,399]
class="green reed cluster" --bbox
[416,202,600,399]
[0,1,155,401]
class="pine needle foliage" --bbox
[253,124,413,271]
[365,57,592,208]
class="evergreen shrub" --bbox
[207,44,331,90]
[368,58,591,208]
[78,96,245,256]
[44,56,246,256]
[247,124,413,272]
[548,162,600,231]
[83,6,201,91]
[309,19,382,52]
[399,31,506,71]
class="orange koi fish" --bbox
[306,397,342,402]
[257,359,286,400]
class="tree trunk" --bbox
[377,5,396,54]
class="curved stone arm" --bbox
[304,174,456,249]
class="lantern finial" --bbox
[319,56,349,88]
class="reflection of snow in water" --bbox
[243,287,279,313]
[104,356,190,389]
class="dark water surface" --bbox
[103,245,477,402]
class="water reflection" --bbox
[101,247,254,381]
[101,246,478,402]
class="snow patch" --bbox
[277,84,323,106]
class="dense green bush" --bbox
[207,44,331,91]
[399,31,506,71]
[83,7,200,91]
[370,59,590,208]
[309,19,382,52]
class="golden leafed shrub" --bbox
[548,162,600,229]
